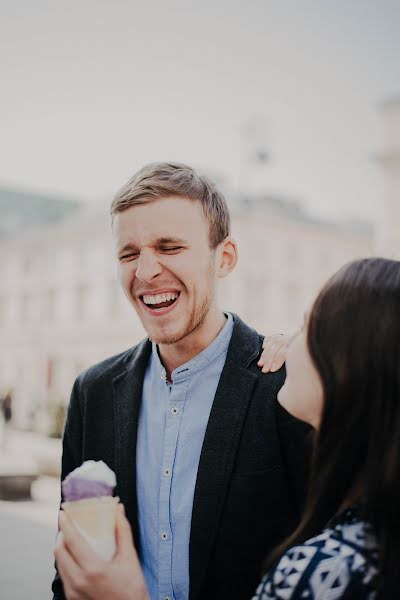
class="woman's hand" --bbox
[257,333,293,373]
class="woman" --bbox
[253,257,400,599]
[56,257,399,600]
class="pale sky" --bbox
[1,0,399,224]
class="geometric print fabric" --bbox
[252,505,378,599]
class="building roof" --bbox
[380,95,400,110]
[0,184,372,243]
[231,193,373,236]
[0,187,81,239]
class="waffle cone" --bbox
[61,496,119,540]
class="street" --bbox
[0,431,61,599]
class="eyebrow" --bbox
[118,243,139,255]
[156,237,189,245]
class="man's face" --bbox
[113,197,219,345]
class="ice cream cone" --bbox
[62,496,119,560]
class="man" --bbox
[53,162,311,600]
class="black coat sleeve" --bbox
[276,400,313,518]
[51,375,85,600]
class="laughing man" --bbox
[53,162,310,600]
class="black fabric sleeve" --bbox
[276,401,313,518]
[51,375,85,600]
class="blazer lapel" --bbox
[189,316,261,600]
[113,338,151,553]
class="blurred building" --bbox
[0,204,139,432]
[0,186,81,238]
[0,190,372,431]
[228,196,372,335]
[377,98,400,258]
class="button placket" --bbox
[158,378,188,599]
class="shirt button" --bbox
[163,468,171,476]
[170,406,178,415]
[163,597,171,600]
[160,532,168,541]
[160,370,166,381]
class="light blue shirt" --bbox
[136,313,234,600]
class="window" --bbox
[20,292,30,323]
[108,281,121,319]
[45,289,56,322]
[75,283,90,320]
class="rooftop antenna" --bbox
[239,116,270,199]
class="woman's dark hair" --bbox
[269,257,400,598]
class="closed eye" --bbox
[159,246,184,253]
[119,253,139,261]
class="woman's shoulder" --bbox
[252,506,379,599]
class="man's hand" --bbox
[257,333,293,373]
[54,504,149,600]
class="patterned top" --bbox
[252,505,379,599]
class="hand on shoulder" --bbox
[258,333,294,373]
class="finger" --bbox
[257,347,268,367]
[59,511,103,572]
[269,347,287,372]
[259,336,277,363]
[260,341,283,372]
[115,504,136,559]
[264,342,287,372]
[258,341,275,367]
[261,360,273,373]
[54,531,82,595]
[260,347,273,371]
[259,335,284,366]
[263,337,290,372]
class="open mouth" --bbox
[140,291,180,313]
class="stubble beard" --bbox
[146,263,216,346]
[156,290,212,345]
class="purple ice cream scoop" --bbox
[62,460,116,501]
[62,476,114,501]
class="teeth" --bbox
[143,292,178,305]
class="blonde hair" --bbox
[110,162,231,248]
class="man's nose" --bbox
[135,249,162,282]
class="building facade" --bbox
[377,98,400,258]
[0,198,372,431]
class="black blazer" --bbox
[52,315,311,600]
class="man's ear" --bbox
[216,236,238,278]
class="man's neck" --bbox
[158,309,228,381]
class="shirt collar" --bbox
[151,313,233,383]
